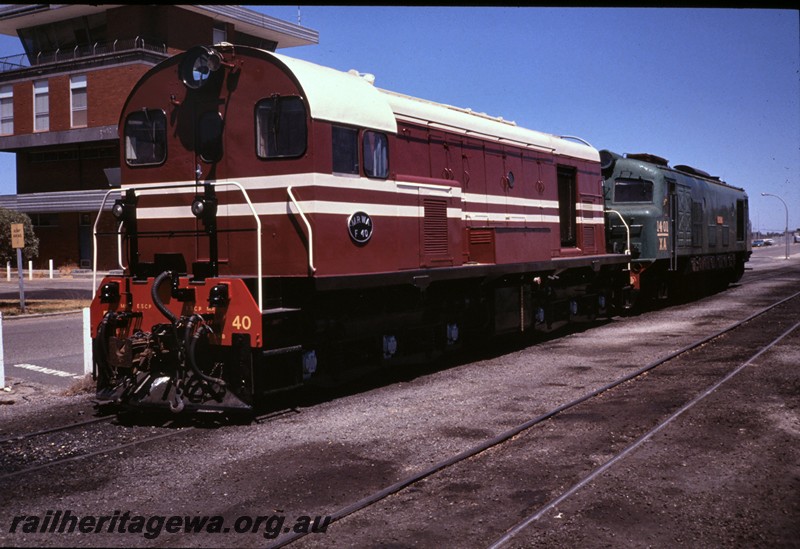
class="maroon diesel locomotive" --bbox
[91,44,631,414]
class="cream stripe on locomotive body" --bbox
[130,173,600,225]
[90,44,629,414]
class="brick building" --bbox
[0,4,317,270]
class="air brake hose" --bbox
[93,312,116,383]
[185,314,226,387]
[152,270,178,324]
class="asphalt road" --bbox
[1,312,88,388]
[0,276,96,389]
[0,275,96,300]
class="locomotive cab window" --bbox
[124,109,166,166]
[613,178,653,203]
[256,96,307,158]
[332,126,358,174]
[363,131,388,178]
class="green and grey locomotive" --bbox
[601,150,751,302]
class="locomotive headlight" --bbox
[191,195,217,220]
[191,196,206,218]
[208,284,229,308]
[111,200,125,220]
[111,189,138,224]
[180,46,223,90]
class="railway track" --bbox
[0,401,302,482]
[0,416,192,481]
[488,314,800,548]
[0,264,794,547]
[273,289,800,547]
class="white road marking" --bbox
[12,363,83,379]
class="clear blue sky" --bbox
[0,6,798,233]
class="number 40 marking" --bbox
[231,315,252,330]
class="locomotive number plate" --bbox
[348,211,373,244]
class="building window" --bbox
[70,75,87,128]
[213,23,227,45]
[124,109,167,166]
[0,85,12,135]
[363,131,388,178]
[30,213,59,227]
[332,126,358,174]
[255,96,307,159]
[33,80,49,131]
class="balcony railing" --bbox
[0,37,168,73]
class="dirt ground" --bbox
[0,255,798,548]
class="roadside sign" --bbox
[11,223,24,249]
[9,223,26,312]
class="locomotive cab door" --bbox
[557,166,578,249]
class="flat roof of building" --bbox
[0,4,318,49]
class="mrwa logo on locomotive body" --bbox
[347,211,373,244]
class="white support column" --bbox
[0,312,5,390]
[83,307,92,376]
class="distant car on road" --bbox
[764,239,775,246]
[752,239,765,247]
[794,233,800,243]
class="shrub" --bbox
[0,207,39,265]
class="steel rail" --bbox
[0,429,189,482]
[488,316,800,548]
[0,414,114,445]
[0,404,299,482]
[268,289,800,548]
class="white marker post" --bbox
[10,223,25,313]
[83,307,92,376]
[0,311,5,390]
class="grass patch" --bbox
[0,299,91,316]
[63,374,96,396]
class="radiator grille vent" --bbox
[424,198,448,255]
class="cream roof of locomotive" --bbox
[271,51,598,163]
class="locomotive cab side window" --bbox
[124,109,167,166]
[613,178,653,203]
[256,96,307,158]
[363,131,388,178]
[332,126,358,174]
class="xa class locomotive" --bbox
[601,150,751,302]
[90,44,746,415]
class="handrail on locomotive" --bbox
[604,208,632,270]
[92,180,265,311]
[286,185,316,274]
